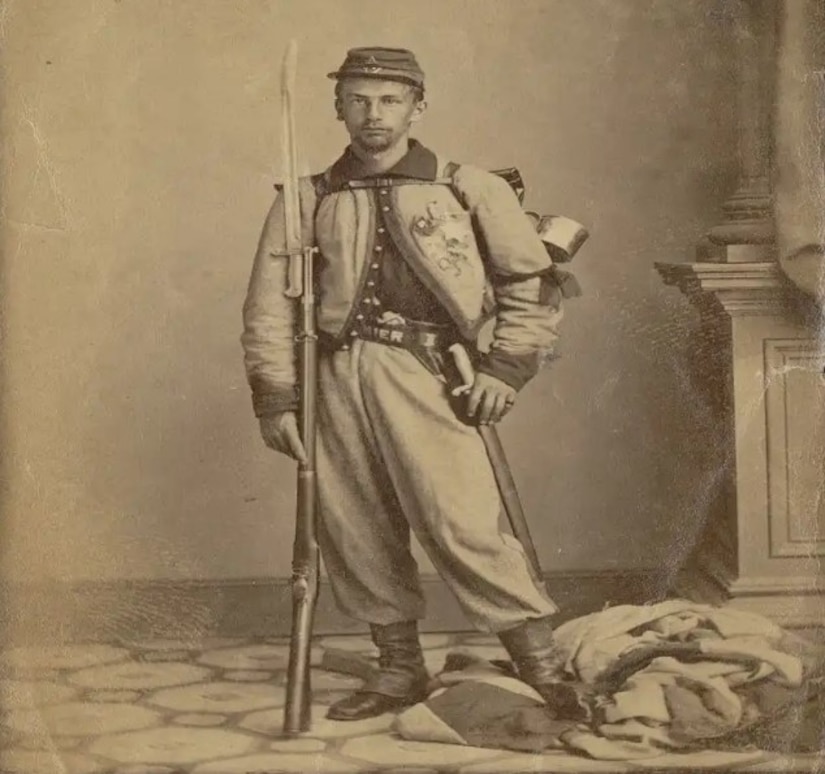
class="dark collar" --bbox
[328,139,438,189]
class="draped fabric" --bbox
[394,601,825,760]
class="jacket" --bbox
[242,142,565,417]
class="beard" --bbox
[353,127,395,153]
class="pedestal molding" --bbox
[726,575,825,596]
[708,184,775,246]
[707,220,774,246]
[763,337,825,558]
[676,557,825,628]
[655,261,791,316]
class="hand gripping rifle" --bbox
[280,40,320,735]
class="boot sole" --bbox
[326,689,429,722]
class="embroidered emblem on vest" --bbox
[411,202,473,278]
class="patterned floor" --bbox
[0,633,822,773]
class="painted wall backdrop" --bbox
[1,1,737,599]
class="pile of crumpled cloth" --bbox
[394,600,825,760]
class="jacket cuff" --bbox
[476,350,544,392]
[250,382,299,417]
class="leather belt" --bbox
[355,319,454,350]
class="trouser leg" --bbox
[315,343,425,626]
[317,344,429,718]
[358,343,558,633]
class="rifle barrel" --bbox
[283,246,320,735]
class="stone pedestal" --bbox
[657,260,825,626]
[657,0,825,626]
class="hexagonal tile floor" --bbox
[0,634,821,773]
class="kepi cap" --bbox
[327,47,425,88]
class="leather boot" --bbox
[498,616,587,720]
[326,621,430,721]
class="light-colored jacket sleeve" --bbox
[241,179,317,417]
[454,166,566,390]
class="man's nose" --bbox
[366,100,382,120]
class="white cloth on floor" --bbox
[393,601,813,761]
[554,600,788,684]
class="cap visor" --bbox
[327,70,422,87]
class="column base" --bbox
[674,550,825,629]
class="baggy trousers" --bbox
[315,339,558,633]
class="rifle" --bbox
[280,39,320,735]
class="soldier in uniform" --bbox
[242,47,574,721]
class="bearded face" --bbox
[336,78,426,153]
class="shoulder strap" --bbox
[443,160,461,179]
[272,170,330,198]
[308,169,333,221]
[310,169,331,199]
[440,160,468,210]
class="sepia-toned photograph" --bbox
[1,1,823,772]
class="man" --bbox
[242,47,571,721]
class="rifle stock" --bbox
[283,244,320,735]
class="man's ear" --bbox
[334,99,344,121]
[410,99,428,124]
